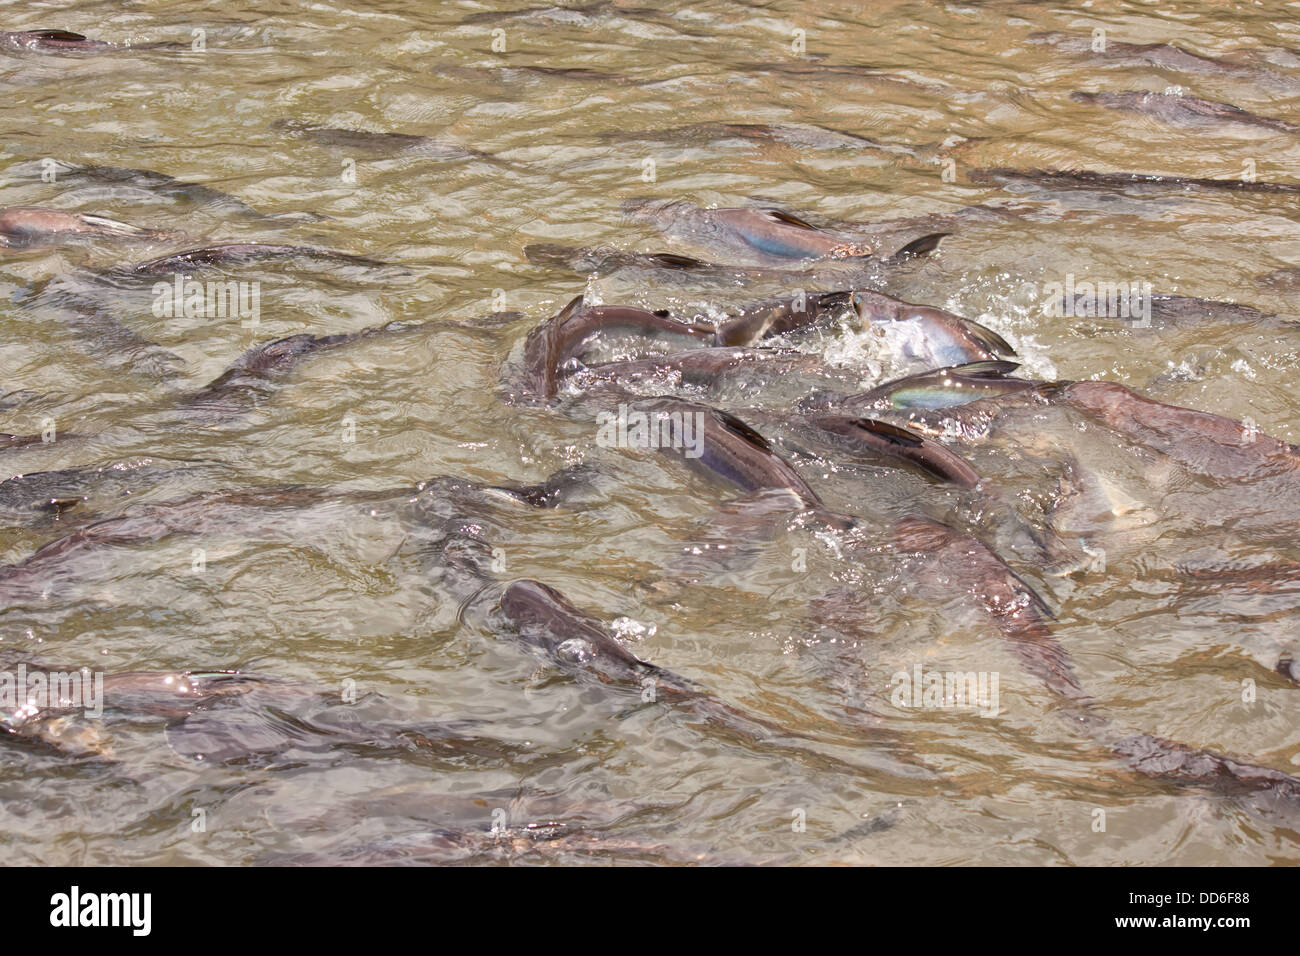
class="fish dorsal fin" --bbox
[954,359,1021,378]
[80,214,145,235]
[714,409,774,453]
[648,252,708,270]
[555,294,585,323]
[30,30,90,41]
[851,418,924,447]
[763,208,818,230]
[962,319,1016,357]
[892,232,949,259]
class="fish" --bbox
[524,243,724,276]
[969,167,1300,196]
[270,120,496,162]
[709,290,856,345]
[599,122,929,157]
[1,433,52,452]
[697,207,874,261]
[0,470,580,607]
[611,286,992,362]
[490,65,629,83]
[1049,291,1283,328]
[0,206,187,250]
[893,515,1300,802]
[0,656,263,756]
[495,579,930,781]
[498,579,679,685]
[850,290,1017,367]
[602,397,825,506]
[1028,32,1292,89]
[1070,90,1300,135]
[0,30,182,55]
[164,689,535,767]
[0,649,537,766]
[521,287,982,397]
[126,243,391,276]
[573,346,858,397]
[880,375,1300,487]
[804,416,983,488]
[14,248,399,384]
[836,360,1035,411]
[523,233,945,285]
[180,331,374,415]
[623,200,911,264]
[1111,734,1300,802]
[1062,381,1300,482]
[8,270,187,377]
[1257,267,1300,293]
[891,515,1081,701]
[520,296,715,400]
[0,460,176,523]
[5,160,317,223]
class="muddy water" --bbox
[0,0,1298,865]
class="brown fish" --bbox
[970,167,1300,195]
[0,29,181,55]
[128,243,390,276]
[271,120,496,162]
[1070,90,1300,135]
[806,416,983,488]
[0,206,185,249]
[521,296,715,400]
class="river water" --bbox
[1,0,1298,864]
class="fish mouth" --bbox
[829,242,873,259]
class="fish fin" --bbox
[77,214,149,236]
[761,208,819,230]
[1006,567,1056,619]
[962,320,1016,357]
[954,359,1021,377]
[891,232,949,259]
[29,30,90,41]
[848,418,925,447]
[523,243,579,267]
[813,290,855,312]
[763,208,819,230]
[713,410,775,453]
[492,465,593,508]
[555,294,585,323]
[646,252,709,270]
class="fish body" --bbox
[807,416,983,488]
[0,206,185,249]
[842,360,1034,411]
[970,166,1300,195]
[0,30,180,54]
[1071,90,1300,134]
[522,297,714,399]
[622,200,877,264]
[613,397,823,505]
[852,290,1016,367]
[271,120,491,162]
[128,243,389,276]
